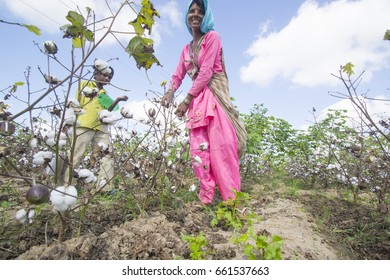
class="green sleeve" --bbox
[98,93,119,111]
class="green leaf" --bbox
[384,29,390,41]
[66,11,85,28]
[72,38,83,48]
[342,62,355,76]
[140,0,160,35]
[85,29,94,42]
[126,36,161,70]
[244,244,255,257]
[129,15,147,36]
[22,24,41,35]
[10,81,25,93]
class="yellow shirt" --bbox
[76,81,106,131]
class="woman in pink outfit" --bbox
[161,0,246,206]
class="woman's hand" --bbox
[175,102,189,118]
[175,95,193,118]
[160,91,174,108]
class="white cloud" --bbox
[313,95,390,130]
[0,0,181,47]
[240,0,390,88]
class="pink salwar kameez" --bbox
[168,30,240,204]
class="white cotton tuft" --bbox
[189,184,197,192]
[162,151,170,158]
[32,156,45,166]
[45,138,56,147]
[53,203,68,212]
[78,168,93,179]
[98,142,109,152]
[50,186,77,212]
[15,209,27,224]
[94,59,110,71]
[50,186,65,205]
[98,178,107,189]
[28,209,35,224]
[29,137,39,149]
[199,142,208,151]
[120,105,134,118]
[82,86,98,98]
[67,98,80,108]
[64,108,76,125]
[193,155,202,163]
[64,186,78,206]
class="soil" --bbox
[0,182,389,260]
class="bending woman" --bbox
[161,0,246,206]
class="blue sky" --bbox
[1,0,390,130]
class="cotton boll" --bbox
[64,186,78,207]
[193,155,202,163]
[53,203,68,212]
[29,137,39,149]
[101,116,117,125]
[32,156,45,166]
[45,138,56,147]
[84,173,97,183]
[42,151,53,159]
[73,108,85,115]
[15,209,27,224]
[98,109,111,120]
[64,108,76,125]
[67,98,80,108]
[82,86,98,98]
[58,140,67,148]
[78,168,93,179]
[43,41,58,55]
[50,186,65,205]
[94,59,109,71]
[120,105,134,118]
[100,67,112,75]
[98,142,109,152]
[28,209,35,224]
[189,184,197,192]
[162,151,170,158]
[46,131,56,139]
[98,178,107,189]
[199,142,208,151]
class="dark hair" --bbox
[190,0,205,13]
[108,66,114,78]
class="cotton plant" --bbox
[49,186,78,212]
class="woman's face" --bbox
[187,2,204,32]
